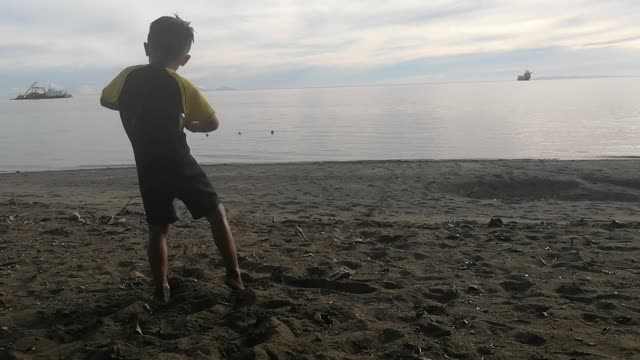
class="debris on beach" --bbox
[329,266,356,280]
[70,211,82,221]
[69,211,88,224]
[608,219,627,229]
[294,225,307,241]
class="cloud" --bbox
[0,0,638,90]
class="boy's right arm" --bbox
[100,66,141,111]
[100,71,123,111]
[100,97,119,111]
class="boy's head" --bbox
[144,14,194,69]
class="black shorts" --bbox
[138,165,220,225]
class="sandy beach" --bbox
[0,160,639,359]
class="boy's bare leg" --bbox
[206,204,245,290]
[148,224,172,302]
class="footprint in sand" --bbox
[556,283,594,303]
[423,287,460,304]
[285,278,377,295]
[415,322,452,337]
[512,331,547,346]
[581,313,608,324]
[512,303,551,317]
[259,299,294,309]
[500,274,533,293]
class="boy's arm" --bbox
[100,66,141,111]
[180,77,219,133]
[100,97,119,111]
[184,114,219,133]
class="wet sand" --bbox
[1,160,639,359]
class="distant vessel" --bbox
[12,82,72,100]
[517,70,532,81]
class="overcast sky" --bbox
[2,0,639,93]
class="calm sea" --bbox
[1,79,638,172]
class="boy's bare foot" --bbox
[224,271,245,290]
[154,285,171,304]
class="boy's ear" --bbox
[144,42,150,56]
[180,55,191,67]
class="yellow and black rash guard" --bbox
[101,65,215,177]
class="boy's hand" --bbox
[184,114,219,133]
[185,120,218,133]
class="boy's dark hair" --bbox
[147,14,195,60]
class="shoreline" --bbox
[1,159,640,224]
[2,156,640,175]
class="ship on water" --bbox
[517,70,532,81]
[12,82,72,100]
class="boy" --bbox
[100,15,244,303]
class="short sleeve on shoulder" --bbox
[101,65,143,105]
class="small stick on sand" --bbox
[538,257,548,266]
[0,259,22,267]
[118,196,141,216]
[295,225,307,241]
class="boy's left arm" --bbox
[184,115,219,133]
[181,78,219,133]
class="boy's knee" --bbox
[206,204,226,224]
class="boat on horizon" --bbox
[517,70,532,81]
[12,82,72,100]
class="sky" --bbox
[1,0,639,94]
